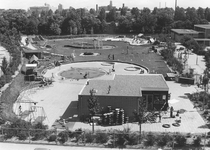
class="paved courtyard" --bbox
[13,54,210,134]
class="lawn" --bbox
[47,38,171,76]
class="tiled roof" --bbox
[80,74,169,97]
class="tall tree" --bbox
[131,7,140,20]
[174,7,186,21]
[87,88,100,133]
[1,57,8,75]
[98,8,106,21]
[205,7,210,21]
[89,8,96,15]
[120,7,127,16]
[106,8,117,22]
[26,20,38,35]
[139,7,156,33]
[155,8,174,33]
[197,7,205,19]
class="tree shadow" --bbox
[198,124,210,129]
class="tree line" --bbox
[0,6,210,36]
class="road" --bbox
[0,142,139,150]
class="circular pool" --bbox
[59,67,106,79]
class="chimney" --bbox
[96,4,99,12]
[110,0,112,7]
[175,0,177,10]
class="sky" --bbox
[0,0,210,11]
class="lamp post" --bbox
[196,54,198,65]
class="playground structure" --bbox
[13,82,48,124]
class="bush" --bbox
[174,134,186,147]
[84,132,95,143]
[47,134,57,142]
[69,129,83,142]
[193,136,201,147]
[144,133,156,146]
[17,131,28,140]
[116,134,127,149]
[126,133,139,145]
[157,134,173,147]
[31,122,49,141]
[58,131,69,144]
[95,131,109,144]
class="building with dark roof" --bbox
[78,74,169,121]
[171,24,210,46]
[171,29,199,42]
[22,46,43,59]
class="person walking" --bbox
[170,106,174,118]
[159,112,162,123]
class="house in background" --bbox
[78,74,169,121]
[171,29,199,42]
[171,24,210,46]
[194,24,210,46]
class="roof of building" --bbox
[80,74,169,97]
[30,54,39,63]
[194,38,210,41]
[171,29,199,34]
[22,46,43,53]
[194,24,210,29]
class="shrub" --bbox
[47,134,57,142]
[69,128,83,142]
[4,128,16,139]
[95,131,109,144]
[84,131,95,143]
[193,136,201,147]
[115,134,127,149]
[58,131,68,144]
[157,134,173,147]
[31,122,49,141]
[174,134,186,147]
[17,131,28,141]
[144,133,156,146]
[122,132,139,145]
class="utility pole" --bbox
[175,0,177,11]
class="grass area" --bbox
[59,67,105,79]
[47,38,171,76]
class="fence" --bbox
[0,127,210,149]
